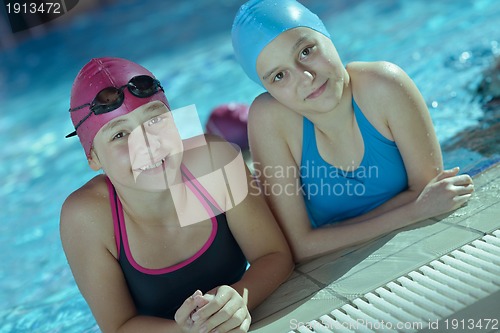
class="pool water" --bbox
[0,0,499,332]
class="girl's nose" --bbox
[145,131,162,155]
[297,69,315,88]
[303,70,314,80]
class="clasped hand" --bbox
[175,286,251,333]
[415,167,474,219]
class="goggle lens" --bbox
[66,75,164,137]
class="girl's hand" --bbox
[414,167,474,219]
[174,290,210,333]
[191,285,251,333]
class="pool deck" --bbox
[249,163,500,332]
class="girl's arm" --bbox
[208,137,294,308]
[225,164,295,310]
[187,137,294,332]
[60,186,198,333]
[346,61,473,222]
[247,64,473,263]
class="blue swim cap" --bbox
[232,0,330,86]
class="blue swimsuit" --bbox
[300,99,408,228]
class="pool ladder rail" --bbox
[289,229,500,333]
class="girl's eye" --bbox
[299,46,314,60]
[147,116,163,126]
[273,72,285,83]
[112,132,127,141]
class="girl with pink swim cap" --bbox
[231,0,474,263]
[60,57,293,332]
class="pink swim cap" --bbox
[69,57,169,157]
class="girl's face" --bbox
[256,27,348,115]
[90,101,183,191]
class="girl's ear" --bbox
[88,148,102,171]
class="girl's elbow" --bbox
[290,243,312,264]
[274,248,295,278]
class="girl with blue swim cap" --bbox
[232,0,474,262]
[60,57,293,332]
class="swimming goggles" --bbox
[65,75,164,138]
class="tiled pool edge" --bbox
[250,163,500,332]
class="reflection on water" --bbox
[0,0,499,332]
[442,54,500,175]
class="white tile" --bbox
[251,289,345,332]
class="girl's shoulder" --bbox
[347,61,414,94]
[347,61,417,116]
[63,174,110,210]
[183,134,243,173]
[248,92,303,155]
[60,174,116,255]
[347,61,419,139]
[181,134,243,212]
[347,61,410,88]
[248,92,301,125]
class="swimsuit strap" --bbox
[105,176,122,258]
[352,99,394,145]
[180,163,224,215]
[301,116,315,167]
[106,166,224,271]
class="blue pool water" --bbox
[0,0,499,332]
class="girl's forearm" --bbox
[295,197,422,262]
[336,188,421,226]
[230,251,294,310]
[116,316,181,333]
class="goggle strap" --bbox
[65,76,164,138]
[72,110,93,132]
[68,103,91,113]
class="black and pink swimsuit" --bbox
[105,165,247,319]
